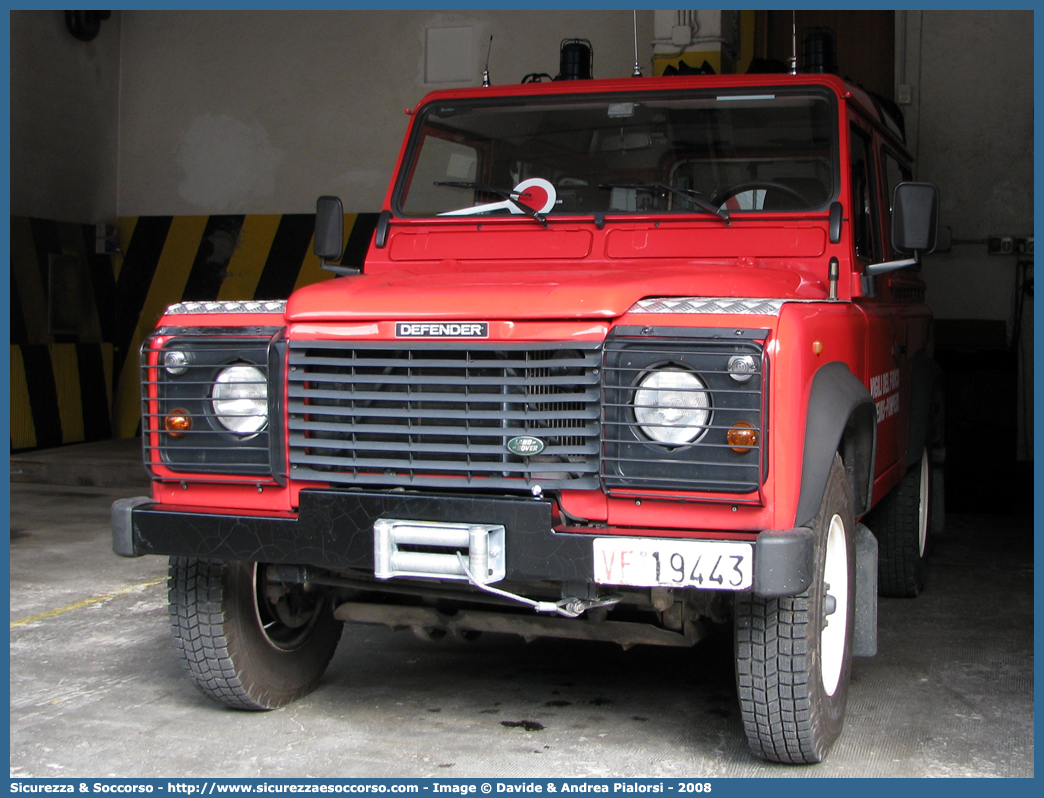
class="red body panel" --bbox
[287,241,832,322]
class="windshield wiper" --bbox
[598,182,730,224]
[434,181,549,227]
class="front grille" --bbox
[287,341,601,490]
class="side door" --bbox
[848,119,902,478]
[878,143,933,466]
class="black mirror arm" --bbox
[865,254,919,277]
[321,262,361,276]
[828,201,843,244]
[375,210,393,248]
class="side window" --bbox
[883,150,913,213]
[849,125,880,262]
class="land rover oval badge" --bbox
[507,436,545,456]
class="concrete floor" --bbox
[8,443,1035,778]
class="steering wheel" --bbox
[712,181,812,209]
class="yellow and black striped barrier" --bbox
[10,212,378,450]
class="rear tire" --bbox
[867,447,930,597]
[735,454,855,763]
[168,557,343,710]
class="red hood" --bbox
[286,261,827,322]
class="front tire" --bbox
[735,454,856,763]
[168,558,343,710]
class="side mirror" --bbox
[314,196,359,275]
[865,182,940,280]
[314,195,344,261]
[892,182,938,255]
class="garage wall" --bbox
[9,11,121,222]
[106,212,378,439]
[9,12,122,449]
[116,10,656,216]
[10,10,657,447]
[9,217,116,449]
[8,10,1034,458]
[897,10,1034,463]
[108,9,652,440]
[900,10,1033,327]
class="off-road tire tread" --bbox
[168,557,341,711]
[734,454,852,764]
[735,592,823,764]
[868,452,928,598]
[168,558,264,709]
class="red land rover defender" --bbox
[113,72,941,764]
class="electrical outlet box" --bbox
[988,236,1014,255]
[990,236,1035,256]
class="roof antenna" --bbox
[631,10,643,77]
[482,35,493,87]
[788,11,798,75]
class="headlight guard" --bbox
[602,326,768,498]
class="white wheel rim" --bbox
[821,513,849,696]
[917,448,930,557]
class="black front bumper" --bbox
[113,489,814,596]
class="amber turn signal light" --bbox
[164,409,191,437]
[727,421,758,453]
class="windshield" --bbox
[395,87,838,219]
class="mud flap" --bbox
[853,522,878,656]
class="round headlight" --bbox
[211,365,268,435]
[634,367,711,445]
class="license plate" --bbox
[593,537,753,590]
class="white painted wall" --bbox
[8,9,1034,326]
[7,9,1034,456]
[9,11,121,223]
[899,10,1034,328]
[116,10,655,216]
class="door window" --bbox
[849,125,880,262]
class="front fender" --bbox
[794,362,877,527]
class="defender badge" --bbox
[395,322,488,338]
[506,436,545,456]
